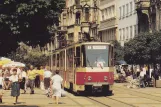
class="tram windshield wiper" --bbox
[87,57,93,69]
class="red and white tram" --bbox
[52,42,114,95]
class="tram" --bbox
[52,42,114,95]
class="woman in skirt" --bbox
[50,70,63,104]
[8,69,20,104]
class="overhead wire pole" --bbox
[50,41,53,71]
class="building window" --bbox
[119,7,122,19]
[109,7,111,18]
[102,10,104,21]
[123,28,125,40]
[105,8,108,19]
[126,27,129,40]
[134,25,137,36]
[120,29,122,41]
[112,6,114,17]
[126,4,129,17]
[75,0,80,5]
[130,26,133,39]
[123,5,125,18]
[85,8,89,21]
[130,2,132,15]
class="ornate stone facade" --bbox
[56,0,100,49]
[149,0,161,32]
[135,0,150,33]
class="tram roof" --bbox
[82,42,111,45]
[52,42,112,53]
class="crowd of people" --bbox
[116,65,161,88]
[0,65,63,105]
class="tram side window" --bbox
[60,52,63,67]
[57,54,59,67]
[111,46,114,66]
[67,48,73,68]
[53,54,56,66]
[60,51,65,69]
[109,46,114,67]
[81,45,86,67]
[76,46,81,67]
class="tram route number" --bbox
[87,46,106,50]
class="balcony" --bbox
[100,0,113,6]
[58,26,67,33]
[135,0,150,10]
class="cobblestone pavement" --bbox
[1,83,161,107]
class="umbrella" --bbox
[0,57,12,66]
[115,60,127,65]
[2,62,25,68]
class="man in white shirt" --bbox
[139,70,146,88]
[43,67,52,96]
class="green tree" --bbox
[111,40,124,61]
[0,0,65,56]
[8,42,49,67]
[124,32,161,65]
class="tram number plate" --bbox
[93,84,102,87]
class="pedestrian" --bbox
[43,66,52,97]
[27,65,38,94]
[0,73,4,103]
[50,70,63,104]
[139,68,146,88]
[3,71,10,90]
[39,66,45,90]
[8,69,20,104]
[19,68,27,93]
[34,67,40,88]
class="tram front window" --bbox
[85,45,109,68]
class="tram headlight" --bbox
[88,76,92,81]
[104,76,108,81]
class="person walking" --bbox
[0,73,4,103]
[139,68,146,88]
[50,70,63,104]
[34,67,40,88]
[19,68,27,93]
[39,66,45,90]
[27,65,38,94]
[44,66,52,97]
[8,69,21,104]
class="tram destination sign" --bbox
[87,45,107,50]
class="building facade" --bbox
[99,0,118,42]
[118,0,138,46]
[149,0,161,32]
[55,0,100,49]
[135,0,150,33]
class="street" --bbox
[1,83,161,107]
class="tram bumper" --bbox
[85,82,110,93]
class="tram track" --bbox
[65,85,161,107]
[86,96,136,107]
[113,86,161,102]
[114,86,161,98]
[86,97,111,107]
[84,85,161,107]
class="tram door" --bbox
[75,46,81,85]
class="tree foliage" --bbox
[8,42,49,67]
[124,32,161,64]
[0,0,65,56]
[111,40,124,61]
